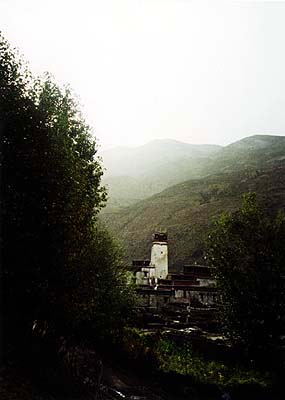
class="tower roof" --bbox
[152,232,167,242]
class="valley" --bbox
[101,135,285,269]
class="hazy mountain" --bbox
[199,134,285,176]
[102,135,285,209]
[101,139,221,207]
[102,139,221,178]
[101,135,285,270]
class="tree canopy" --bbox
[207,193,285,359]
[0,33,133,358]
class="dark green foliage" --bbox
[0,33,132,358]
[207,193,285,357]
[67,224,136,339]
[120,328,271,389]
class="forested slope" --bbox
[102,163,285,270]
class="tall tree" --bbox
[207,193,285,358]
[0,33,132,359]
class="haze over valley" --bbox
[101,134,285,268]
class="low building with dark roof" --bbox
[131,233,218,313]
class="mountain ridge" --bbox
[102,134,285,209]
[101,135,285,270]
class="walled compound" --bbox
[130,232,218,328]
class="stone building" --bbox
[150,232,168,279]
[131,232,218,311]
[133,232,168,285]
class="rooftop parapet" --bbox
[152,232,167,242]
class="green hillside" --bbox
[102,135,285,209]
[101,148,285,271]
[200,134,285,176]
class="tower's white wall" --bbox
[151,241,168,279]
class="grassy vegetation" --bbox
[120,328,272,390]
[155,339,270,388]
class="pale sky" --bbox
[1,0,285,149]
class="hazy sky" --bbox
[1,0,285,149]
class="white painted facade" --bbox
[150,238,168,280]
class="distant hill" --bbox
[101,139,221,207]
[101,135,285,270]
[102,135,285,209]
[199,135,285,176]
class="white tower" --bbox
[151,232,168,280]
